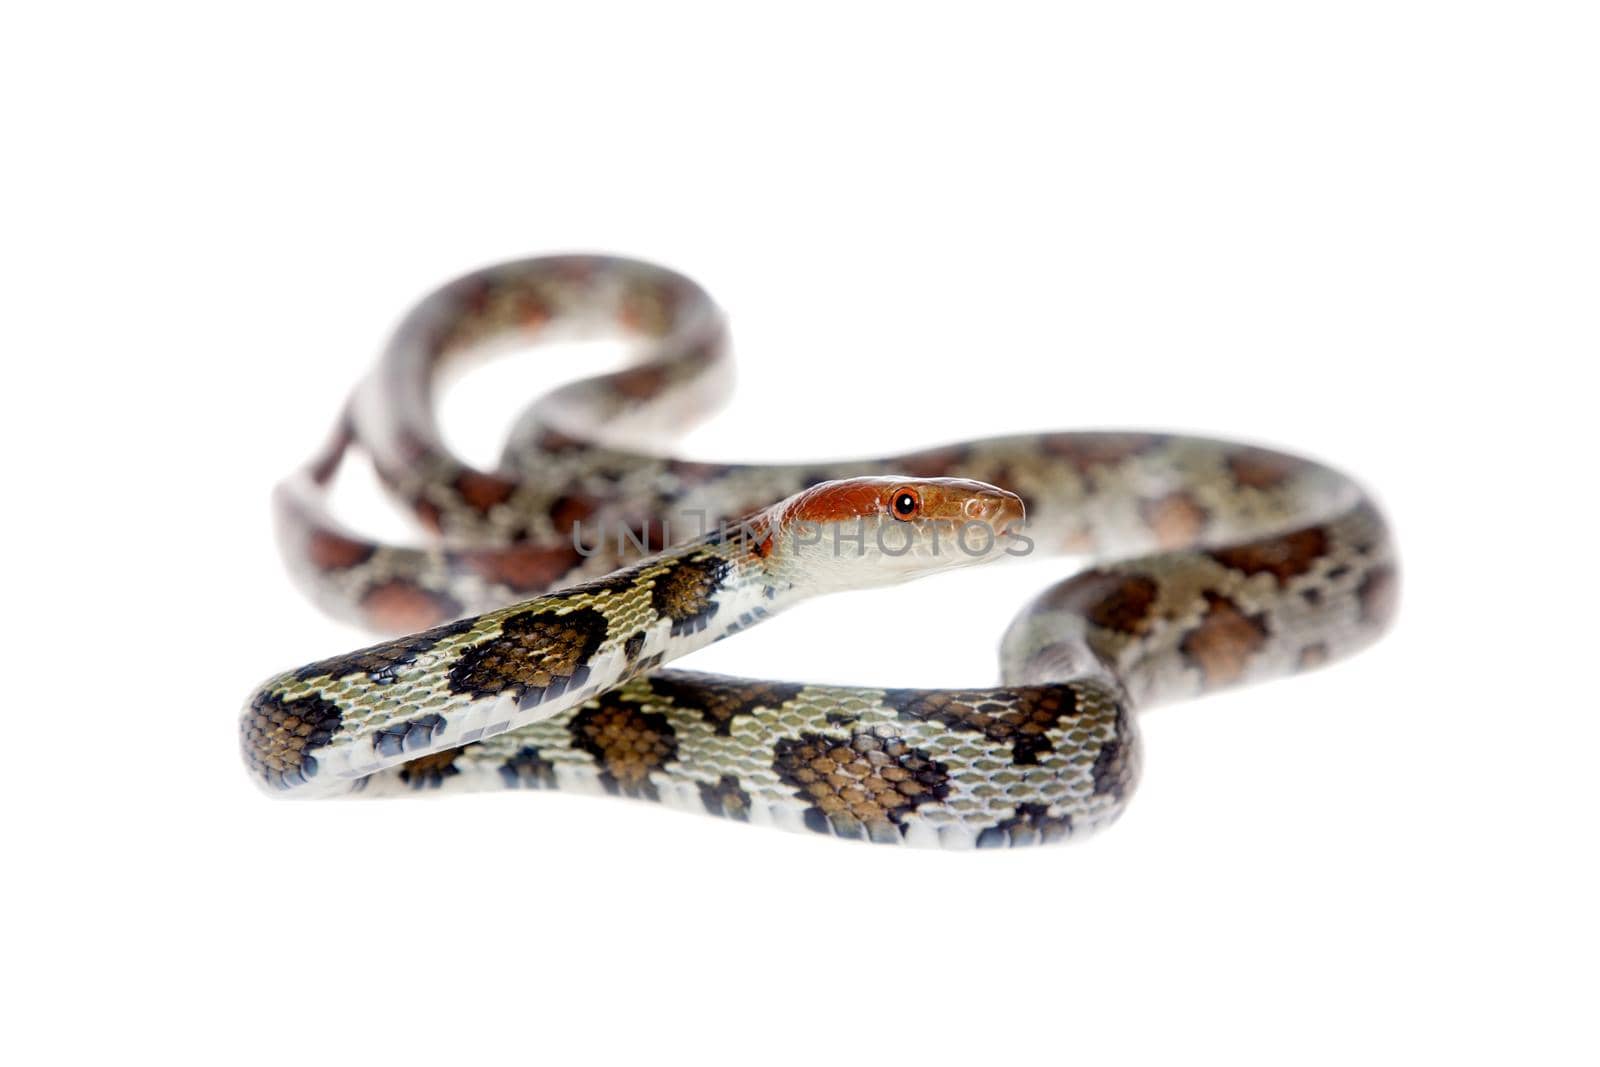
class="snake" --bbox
[241,254,1399,848]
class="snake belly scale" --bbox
[242,255,1398,848]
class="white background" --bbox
[5,3,1596,1064]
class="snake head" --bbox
[763,476,1026,590]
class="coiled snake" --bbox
[242,255,1398,847]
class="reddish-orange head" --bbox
[760,476,1027,589]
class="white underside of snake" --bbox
[241,255,1398,848]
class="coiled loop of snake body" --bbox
[242,255,1398,848]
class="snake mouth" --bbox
[988,494,1027,543]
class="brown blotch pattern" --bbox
[1180,592,1269,688]
[413,498,444,534]
[360,581,462,634]
[1042,433,1165,475]
[1298,643,1331,670]
[293,617,474,685]
[435,281,550,353]
[665,460,739,489]
[447,607,608,707]
[1226,447,1301,490]
[398,748,462,789]
[884,686,1079,765]
[610,364,670,400]
[568,696,678,798]
[452,469,516,514]
[534,428,588,454]
[651,554,731,636]
[1046,570,1160,635]
[463,543,588,594]
[547,492,600,534]
[306,529,375,571]
[897,443,976,478]
[1140,491,1208,549]
[1209,526,1330,585]
[606,517,672,558]
[616,283,678,336]
[241,691,344,789]
[648,673,803,736]
[773,731,951,838]
[511,292,552,331]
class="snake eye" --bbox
[890,487,921,520]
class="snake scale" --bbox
[242,255,1398,848]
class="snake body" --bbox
[243,255,1398,848]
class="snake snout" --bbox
[963,489,1026,535]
